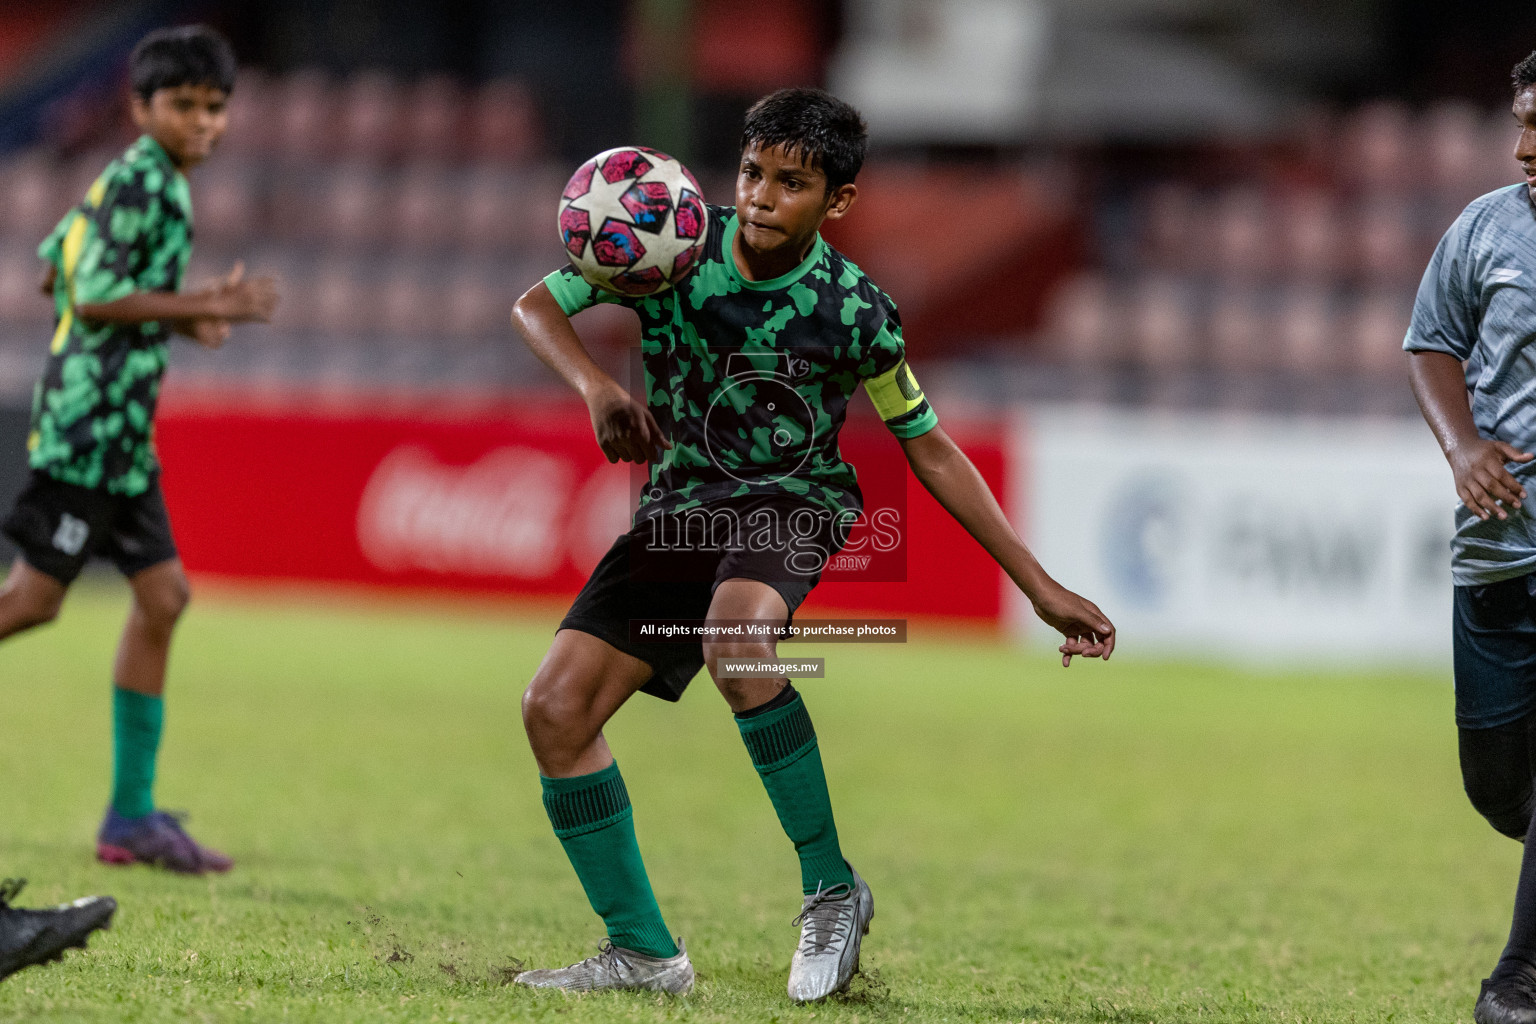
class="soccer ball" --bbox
[558,146,708,297]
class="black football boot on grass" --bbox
[1477,959,1536,1024]
[0,878,116,982]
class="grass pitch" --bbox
[0,580,1511,1022]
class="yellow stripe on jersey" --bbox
[48,174,109,355]
[86,173,108,207]
[49,211,90,355]
[863,358,925,422]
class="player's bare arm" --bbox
[74,260,277,329]
[1409,349,1532,521]
[43,262,230,348]
[510,280,670,464]
[897,424,1115,666]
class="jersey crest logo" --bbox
[706,352,816,484]
[1491,268,1524,284]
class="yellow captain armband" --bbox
[863,359,938,438]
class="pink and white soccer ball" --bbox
[558,146,708,296]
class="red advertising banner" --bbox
[155,388,1006,622]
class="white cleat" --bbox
[787,864,874,1002]
[514,937,694,995]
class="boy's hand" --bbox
[1030,583,1115,667]
[588,381,671,464]
[183,317,231,349]
[206,261,279,322]
[1450,438,1532,521]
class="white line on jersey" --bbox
[1491,268,1525,284]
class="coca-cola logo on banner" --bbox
[357,445,627,578]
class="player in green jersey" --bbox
[0,26,277,874]
[509,88,1115,1001]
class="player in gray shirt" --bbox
[1406,48,1536,1024]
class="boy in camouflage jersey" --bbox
[509,89,1115,1001]
[0,27,277,874]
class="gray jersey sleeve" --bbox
[1404,213,1479,359]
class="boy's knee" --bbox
[1465,772,1534,840]
[0,562,65,629]
[139,572,190,627]
[20,593,62,629]
[521,669,586,739]
[1460,720,1536,840]
[704,638,770,673]
[704,638,775,700]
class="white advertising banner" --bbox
[1007,407,1457,663]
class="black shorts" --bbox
[1454,571,1536,729]
[559,495,848,701]
[1,471,179,585]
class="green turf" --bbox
[0,580,1512,1022]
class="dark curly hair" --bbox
[130,25,237,101]
[740,88,867,191]
[1515,50,1536,93]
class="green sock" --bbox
[111,687,163,819]
[736,691,854,894]
[541,762,678,958]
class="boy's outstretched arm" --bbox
[510,281,670,464]
[70,261,277,351]
[898,424,1115,666]
[1409,349,1531,521]
[75,261,276,327]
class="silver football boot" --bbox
[786,863,874,1002]
[514,937,694,995]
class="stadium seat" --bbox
[338,71,404,163]
[1206,288,1266,373]
[0,153,67,241]
[314,164,392,248]
[1349,291,1412,378]
[394,164,457,250]
[402,74,467,163]
[191,160,259,243]
[1275,287,1337,373]
[1137,181,1202,271]
[1354,200,1419,286]
[1280,189,1342,282]
[1038,273,1122,364]
[0,245,48,326]
[469,78,541,166]
[220,68,274,156]
[1339,100,1414,194]
[1130,275,1198,368]
[1211,188,1273,282]
[272,68,335,164]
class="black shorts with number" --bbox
[560,495,848,701]
[1,470,179,585]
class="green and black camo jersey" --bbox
[544,204,938,524]
[31,134,192,496]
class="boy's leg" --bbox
[0,559,66,639]
[706,578,853,892]
[515,628,692,992]
[1453,577,1536,1023]
[97,559,229,874]
[1464,715,1536,1024]
[108,559,189,813]
[706,578,870,1002]
[113,559,189,698]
